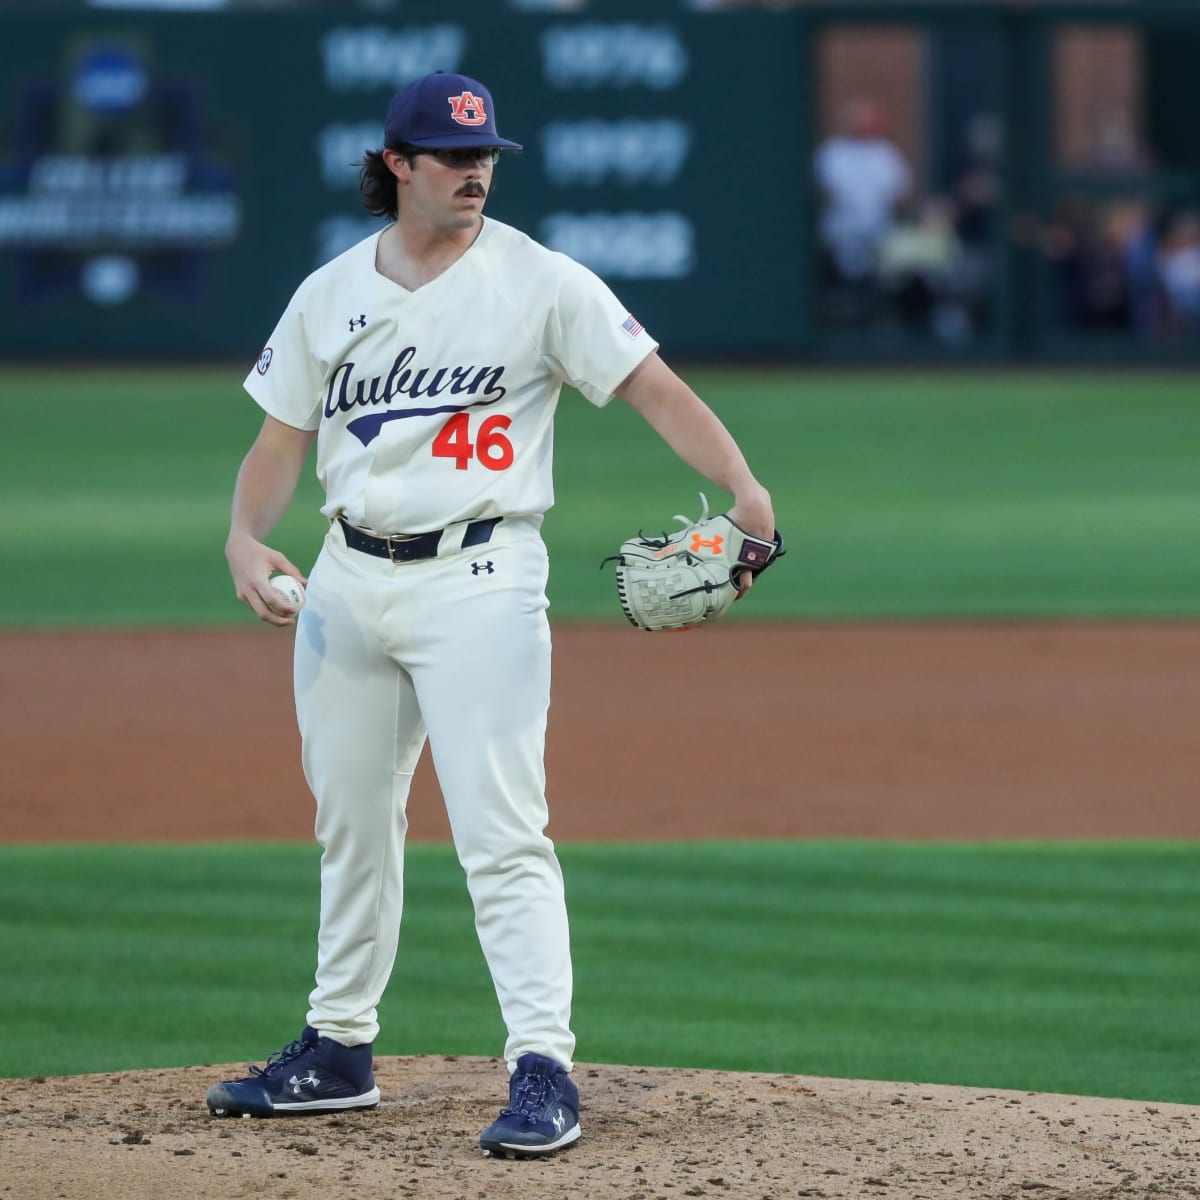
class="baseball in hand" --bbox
[269,574,306,611]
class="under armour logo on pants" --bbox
[471,561,494,575]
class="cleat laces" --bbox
[248,1038,313,1078]
[501,1072,555,1124]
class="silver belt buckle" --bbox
[385,532,421,564]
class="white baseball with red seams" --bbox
[268,574,305,611]
[243,217,656,1070]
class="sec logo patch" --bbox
[256,346,274,375]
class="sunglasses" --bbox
[414,147,501,168]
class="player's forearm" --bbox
[227,421,314,544]
[229,453,299,543]
[618,354,770,516]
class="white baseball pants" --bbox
[292,518,575,1071]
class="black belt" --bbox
[338,515,502,563]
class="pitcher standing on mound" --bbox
[207,70,775,1158]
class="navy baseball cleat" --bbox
[479,1053,581,1158]
[206,1026,380,1117]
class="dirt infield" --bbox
[4,623,1200,842]
[3,622,1199,1198]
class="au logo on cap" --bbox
[448,91,487,126]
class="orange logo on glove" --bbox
[690,533,724,554]
[448,91,488,126]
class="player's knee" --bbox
[458,833,561,885]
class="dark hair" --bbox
[358,143,505,219]
[359,146,416,220]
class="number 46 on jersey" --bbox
[432,412,514,471]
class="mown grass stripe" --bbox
[1,840,1196,1104]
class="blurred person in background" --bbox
[814,97,912,323]
[953,112,1003,249]
[1157,210,1200,333]
[950,111,1004,334]
[1082,102,1155,180]
[1107,197,1162,337]
[1044,196,1161,335]
[876,195,970,343]
[1043,198,1096,329]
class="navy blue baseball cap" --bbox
[384,72,522,151]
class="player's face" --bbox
[403,148,497,230]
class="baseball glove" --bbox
[602,494,785,632]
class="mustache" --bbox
[456,181,486,198]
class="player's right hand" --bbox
[225,531,308,627]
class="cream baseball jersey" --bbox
[245,218,658,534]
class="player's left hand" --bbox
[728,483,776,598]
[603,493,785,632]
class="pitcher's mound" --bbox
[4,1056,1198,1199]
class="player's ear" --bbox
[381,148,411,182]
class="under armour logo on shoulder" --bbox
[348,314,367,331]
[471,561,494,575]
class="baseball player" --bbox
[207,71,775,1158]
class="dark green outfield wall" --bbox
[0,7,809,360]
[1,3,1197,362]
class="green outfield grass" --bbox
[2,840,1197,1104]
[1,367,1198,624]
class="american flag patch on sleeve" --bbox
[621,314,644,338]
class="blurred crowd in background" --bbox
[814,94,1200,344]
[1047,194,1200,340]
